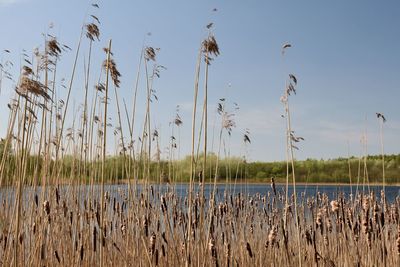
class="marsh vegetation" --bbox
[0,2,398,266]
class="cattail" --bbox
[18,232,23,244]
[43,200,50,215]
[161,244,166,257]
[373,204,380,225]
[224,242,231,267]
[316,211,323,227]
[180,242,185,256]
[246,223,252,235]
[54,250,60,263]
[80,244,84,261]
[93,227,97,252]
[41,243,46,260]
[390,204,398,222]
[305,228,312,246]
[55,187,60,205]
[149,232,156,256]
[271,177,277,196]
[245,242,253,258]
[161,232,168,244]
[161,195,167,213]
[32,222,36,234]
[397,230,400,255]
[155,249,159,266]
[362,216,369,235]
[330,200,339,213]
[142,215,149,237]
[362,197,370,212]
[209,237,219,266]
[366,231,372,249]
[326,218,333,233]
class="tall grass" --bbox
[0,4,398,267]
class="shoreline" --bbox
[3,179,399,187]
[113,179,400,187]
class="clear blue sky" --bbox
[0,0,399,161]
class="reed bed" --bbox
[0,184,399,266]
[0,3,398,267]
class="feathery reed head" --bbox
[47,38,62,57]
[145,47,158,61]
[17,76,50,101]
[174,114,183,126]
[86,23,100,41]
[202,35,220,64]
[103,58,121,88]
[243,129,251,144]
[376,112,386,122]
[282,43,291,55]
[22,65,34,76]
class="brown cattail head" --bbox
[362,216,369,234]
[362,197,370,212]
[397,236,400,256]
[161,232,168,244]
[161,195,167,213]
[316,211,323,227]
[54,250,60,263]
[142,215,149,237]
[245,242,253,258]
[271,177,277,196]
[397,226,400,255]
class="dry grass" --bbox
[0,4,397,267]
[0,185,398,266]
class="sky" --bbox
[0,0,399,162]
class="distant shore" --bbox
[110,179,400,187]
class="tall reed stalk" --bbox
[100,39,112,267]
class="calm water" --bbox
[1,183,399,204]
[168,183,400,203]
